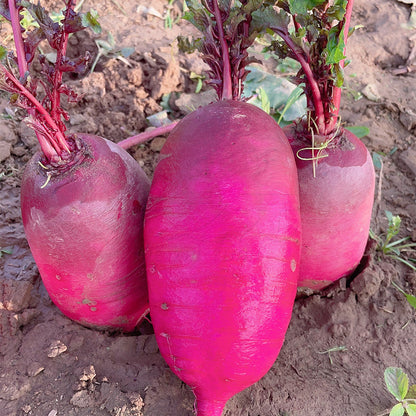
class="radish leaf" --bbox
[345,125,370,138]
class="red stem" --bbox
[50,1,73,123]
[329,0,354,132]
[1,66,69,155]
[293,15,301,33]
[212,0,232,100]
[118,122,178,150]
[276,29,326,134]
[8,0,28,76]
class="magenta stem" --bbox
[50,1,73,123]
[1,66,69,155]
[329,0,354,133]
[212,0,232,101]
[118,122,178,150]
[8,0,28,76]
[276,29,326,134]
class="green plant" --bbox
[370,211,416,272]
[243,65,307,125]
[164,0,185,29]
[381,367,416,416]
[391,282,416,311]
[90,32,135,74]
[0,247,12,257]
[317,345,347,365]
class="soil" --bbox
[1,0,416,415]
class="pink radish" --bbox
[21,134,150,330]
[265,0,375,289]
[144,1,300,414]
[285,124,375,289]
[1,0,150,330]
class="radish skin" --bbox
[21,134,150,331]
[285,124,375,290]
[144,100,301,415]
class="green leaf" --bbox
[287,0,326,14]
[243,66,306,121]
[81,9,102,34]
[277,84,304,124]
[390,403,405,416]
[258,87,271,114]
[0,45,6,60]
[345,125,370,138]
[251,5,290,32]
[326,0,347,22]
[372,152,383,170]
[404,293,416,310]
[385,368,409,401]
[405,385,416,400]
[406,404,416,416]
[325,27,346,64]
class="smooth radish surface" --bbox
[21,134,150,331]
[144,100,301,416]
[285,124,375,290]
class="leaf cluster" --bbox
[370,211,416,273]
[180,0,265,100]
[0,1,100,136]
[255,0,349,122]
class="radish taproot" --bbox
[1,0,150,331]
[262,0,375,290]
[144,1,301,414]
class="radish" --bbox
[1,0,150,331]
[263,0,375,290]
[144,1,300,415]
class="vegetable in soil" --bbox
[1,0,150,331]
[144,1,301,415]
[262,0,375,290]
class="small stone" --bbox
[47,340,67,358]
[143,334,159,354]
[27,362,45,377]
[150,136,166,152]
[47,410,58,416]
[362,83,381,102]
[79,365,96,382]
[399,108,416,131]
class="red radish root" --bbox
[21,134,150,330]
[1,0,151,330]
[144,1,301,414]
[263,0,375,289]
[145,100,300,415]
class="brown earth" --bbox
[1,0,416,415]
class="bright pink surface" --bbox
[21,134,150,331]
[144,100,301,415]
[285,125,375,290]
